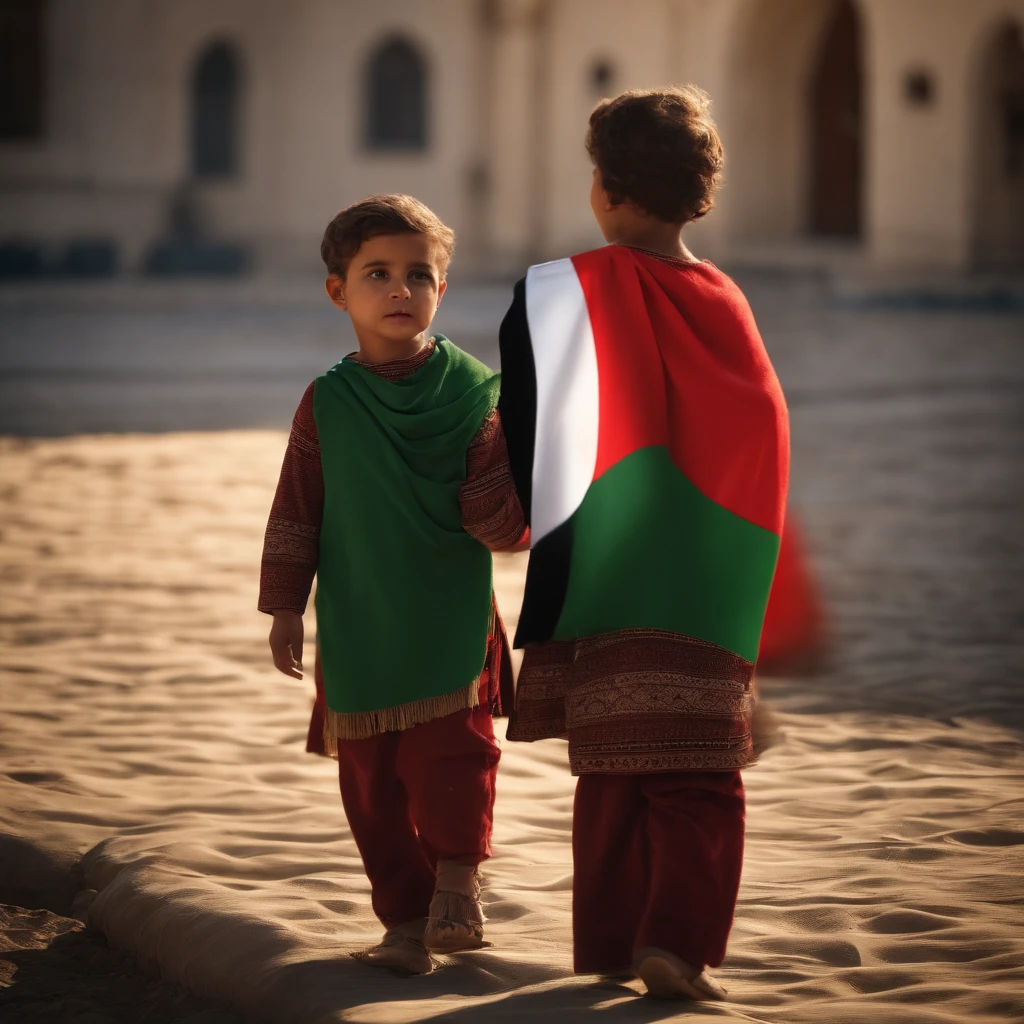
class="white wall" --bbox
[863,0,972,269]
[0,0,484,272]
[540,0,678,259]
[3,0,1022,274]
[273,0,483,271]
[861,0,1024,270]
[714,0,840,248]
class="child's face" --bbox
[327,232,446,350]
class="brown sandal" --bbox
[424,861,485,953]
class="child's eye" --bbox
[411,271,432,281]
[369,269,387,280]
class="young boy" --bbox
[258,194,524,976]
[499,87,790,1000]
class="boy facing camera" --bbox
[259,194,524,975]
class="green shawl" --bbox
[313,338,499,741]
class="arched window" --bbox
[191,40,241,178]
[365,36,428,151]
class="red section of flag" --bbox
[571,247,789,535]
[570,251,668,484]
[758,514,826,669]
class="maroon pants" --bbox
[572,771,745,974]
[336,703,500,928]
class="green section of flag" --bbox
[553,445,780,662]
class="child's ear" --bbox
[436,278,448,308]
[325,274,347,310]
[591,167,617,213]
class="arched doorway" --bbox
[191,41,242,179]
[724,0,863,248]
[808,0,863,236]
[364,36,428,151]
[973,22,1024,267]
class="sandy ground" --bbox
[1,278,1023,1022]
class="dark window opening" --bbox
[0,0,47,140]
[192,40,241,178]
[591,59,615,96]
[1005,91,1024,176]
[904,69,936,108]
[365,37,428,151]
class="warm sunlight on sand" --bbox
[1,432,1022,1023]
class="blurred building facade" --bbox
[1,0,1022,275]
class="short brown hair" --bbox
[586,85,724,223]
[320,193,456,278]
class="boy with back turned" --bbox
[500,86,790,1000]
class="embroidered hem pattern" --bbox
[323,678,481,751]
[509,628,756,774]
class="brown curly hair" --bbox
[320,194,455,278]
[585,85,724,223]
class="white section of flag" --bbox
[524,258,600,546]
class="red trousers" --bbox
[336,702,500,928]
[572,771,745,974]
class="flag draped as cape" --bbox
[498,246,790,664]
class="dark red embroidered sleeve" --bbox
[258,382,322,613]
[460,409,528,551]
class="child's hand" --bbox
[269,610,304,679]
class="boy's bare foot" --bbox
[634,947,727,1001]
[424,861,485,953]
[352,919,432,975]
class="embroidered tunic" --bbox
[499,246,791,774]
[259,339,525,749]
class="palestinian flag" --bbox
[498,245,790,664]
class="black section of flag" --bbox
[498,275,571,647]
[497,278,536,525]
[515,517,573,647]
